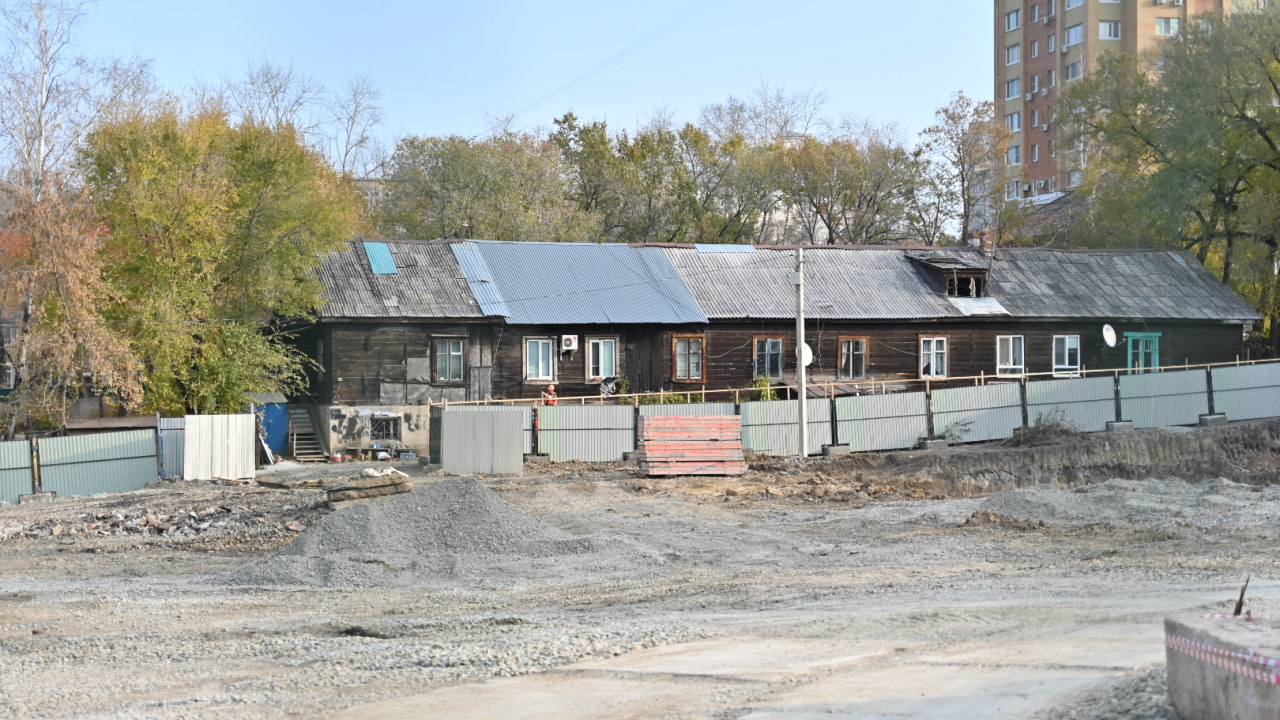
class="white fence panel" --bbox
[441,409,524,475]
[1211,363,1280,421]
[538,405,635,462]
[444,405,534,455]
[1025,376,1115,433]
[834,392,929,453]
[1119,369,1209,429]
[931,383,1022,444]
[740,399,832,456]
[158,417,186,480]
[183,414,256,481]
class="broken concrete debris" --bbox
[325,468,412,510]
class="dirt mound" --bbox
[225,476,600,587]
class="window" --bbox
[1006,43,1021,65]
[435,338,464,382]
[370,416,401,443]
[754,337,783,379]
[587,337,617,380]
[1064,23,1084,46]
[1006,77,1022,99]
[674,335,704,380]
[1005,111,1022,132]
[947,275,985,297]
[1156,17,1180,36]
[996,336,1025,375]
[1047,174,1057,191]
[1031,108,1041,126]
[1005,180,1019,200]
[1007,144,1022,165]
[1126,333,1161,373]
[526,338,554,381]
[839,337,869,380]
[920,337,948,378]
[1048,69,1057,86]
[1049,138,1057,157]
[1048,33,1056,52]
[1048,0,1057,15]
[1031,39,1040,58]
[1053,335,1081,376]
[1065,61,1083,81]
[1006,9,1021,31]
[1031,143,1040,162]
[1066,0,1083,8]
[1031,75,1041,93]
[1100,20,1121,40]
[1031,4,1040,22]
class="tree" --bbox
[80,103,362,415]
[920,92,1008,243]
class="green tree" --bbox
[80,103,362,414]
[919,92,1009,244]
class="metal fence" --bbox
[639,402,737,417]
[1026,376,1116,433]
[1211,363,1280,422]
[0,438,34,504]
[930,383,1023,444]
[833,392,929,453]
[740,399,832,456]
[183,414,256,481]
[39,430,159,498]
[538,405,635,462]
[158,417,186,480]
[439,408,524,475]
[441,404,534,455]
[1119,369,1209,429]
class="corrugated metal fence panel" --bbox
[183,414,256,481]
[39,430,158,498]
[0,439,34,504]
[441,409,524,475]
[1119,369,1209,428]
[158,417,186,480]
[834,393,929,453]
[1211,363,1280,421]
[931,384,1022,444]
[739,400,833,456]
[639,402,737,417]
[445,405,534,455]
[539,405,635,462]
[1025,376,1115,433]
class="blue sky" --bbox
[79,0,992,142]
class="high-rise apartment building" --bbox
[994,0,1233,204]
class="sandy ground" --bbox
[1,431,1278,720]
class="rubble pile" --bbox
[0,502,302,541]
[324,468,413,509]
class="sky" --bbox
[78,0,993,143]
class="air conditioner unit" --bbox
[1040,88,1049,96]
[1022,183,1032,192]
[1042,16,1051,24]
[1155,0,1165,4]
[1173,0,1183,4]
[1036,180,1048,189]
[560,335,579,352]
[1042,123,1050,131]
[1025,92,1034,101]
[1062,44,1071,54]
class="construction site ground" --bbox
[2,421,1279,719]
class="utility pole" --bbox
[794,247,807,457]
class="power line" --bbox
[513,0,725,121]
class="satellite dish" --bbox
[801,343,814,367]
[1102,324,1117,348]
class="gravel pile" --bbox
[226,476,607,587]
[1035,666,1182,720]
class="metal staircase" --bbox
[287,406,328,463]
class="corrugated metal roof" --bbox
[451,240,707,325]
[316,239,485,319]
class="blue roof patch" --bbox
[363,241,398,274]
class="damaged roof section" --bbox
[317,239,484,320]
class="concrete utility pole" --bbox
[794,248,807,457]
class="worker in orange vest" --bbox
[541,384,558,405]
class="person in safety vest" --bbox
[541,384,558,405]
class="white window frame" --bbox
[586,337,618,381]
[1100,20,1121,40]
[434,337,465,382]
[1064,23,1084,46]
[1031,39,1040,58]
[1007,144,1022,166]
[1065,61,1083,81]
[1005,180,1020,201]
[838,337,869,380]
[1049,33,1056,52]
[1031,4,1040,22]
[526,337,555,381]
[1156,17,1180,36]
[1005,77,1022,100]
[1049,68,1057,87]
[1031,75,1041,93]
[996,335,1026,376]
[1006,43,1021,65]
[920,337,948,379]
[1052,335,1081,377]
[674,335,704,381]
[1048,0,1057,15]
[1066,0,1083,8]
[1006,111,1022,132]
[754,337,784,380]
[1006,9,1021,31]
[1031,108,1041,127]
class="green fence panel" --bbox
[0,439,34,504]
[39,430,158,498]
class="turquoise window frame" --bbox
[1125,332,1161,374]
